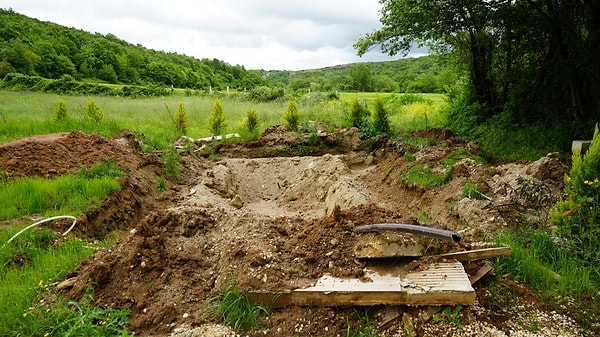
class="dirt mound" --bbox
[1,128,577,336]
[0,130,170,238]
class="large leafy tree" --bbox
[349,63,372,92]
[356,0,600,122]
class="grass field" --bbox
[0,90,448,148]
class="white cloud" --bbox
[0,0,425,70]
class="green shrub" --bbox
[243,108,259,133]
[283,99,300,131]
[162,147,181,182]
[247,86,284,102]
[208,98,226,136]
[370,96,390,136]
[85,99,104,123]
[346,97,368,128]
[551,124,600,264]
[53,99,69,121]
[174,102,190,135]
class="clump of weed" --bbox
[204,280,269,332]
[433,305,463,327]
[38,288,130,336]
[463,183,491,200]
[76,159,123,179]
[162,147,181,182]
[345,310,379,337]
[400,164,452,189]
[157,176,167,193]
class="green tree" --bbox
[347,97,368,128]
[0,39,40,75]
[283,100,300,131]
[85,99,104,123]
[208,98,226,136]
[53,99,69,121]
[349,63,372,92]
[371,97,391,135]
[243,108,260,133]
[355,0,600,123]
[0,60,16,78]
[174,103,190,135]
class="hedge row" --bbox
[0,73,172,97]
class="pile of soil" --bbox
[0,128,581,336]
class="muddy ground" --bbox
[0,127,584,336]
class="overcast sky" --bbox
[0,0,427,70]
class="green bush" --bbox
[208,98,227,136]
[247,86,284,102]
[346,97,368,128]
[243,108,259,133]
[53,99,69,121]
[370,96,390,136]
[85,99,104,123]
[283,99,300,131]
[174,102,190,135]
[162,147,181,182]
[551,124,600,264]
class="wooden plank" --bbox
[248,261,475,308]
[467,261,493,285]
[435,247,512,262]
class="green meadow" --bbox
[0,90,448,148]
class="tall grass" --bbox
[204,281,270,332]
[0,160,122,220]
[0,91,448,148]
[492,224,600,330]
[0,227,124,336]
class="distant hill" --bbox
[0,8,266,90]
[0,8,458,93]
[265,55,460,93]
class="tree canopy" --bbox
[0,8,266,90]
[356,0,600,123]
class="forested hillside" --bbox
[266,55,461,93]
[0,8,266,90]
[0,8,454,96]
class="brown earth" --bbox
[0,127,584,336]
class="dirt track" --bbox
[0,128,582,336]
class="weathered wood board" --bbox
[248,260,475,308]
[435,247,512,261]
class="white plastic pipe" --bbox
[3,215,77,247]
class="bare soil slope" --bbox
[0,128,580,336]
